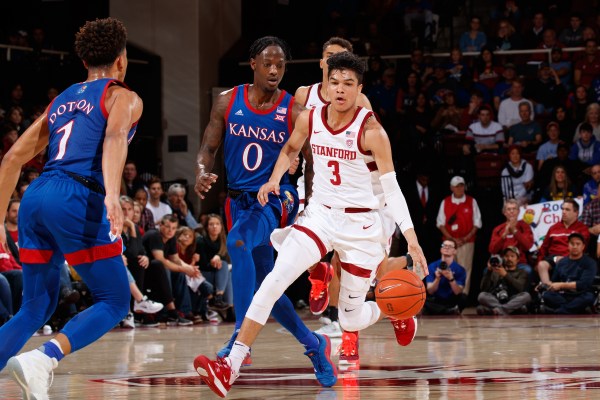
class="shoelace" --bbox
[310,282,327,300]
[392,319,407,331]
[306,351,327,372]
[337,339,357,357]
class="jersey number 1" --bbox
[55,120,74,160]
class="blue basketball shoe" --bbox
[304,332,338,387]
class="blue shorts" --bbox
[225,183,299,234]
[18,170,122,266]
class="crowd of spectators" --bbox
[2,2,600,330]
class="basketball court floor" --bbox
[1,311,599,399]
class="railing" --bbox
[0,43,148,64]
[239,46,589,67]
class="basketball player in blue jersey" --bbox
[0,18,142,399]
[194,36,336,389]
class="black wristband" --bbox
[448,278,455,282]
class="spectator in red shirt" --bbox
[489,199,534,276]
[536,198,589,287]
[574,39,600,90]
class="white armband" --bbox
[379,171,414,233]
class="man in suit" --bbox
[403,165,442,262]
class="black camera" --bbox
[489,254,503,268]
[494,283,509,303]
[439,261,448,270]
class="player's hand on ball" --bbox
[408,242,428,279]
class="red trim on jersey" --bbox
[340,261,372,278]
[243,84,287,115]
[100,80,115,119]
[316,83,328,105]
[287,96,295,134]
[279,199,289,228]
[225,197,233,232]
[321,106,363,135]
[323,205,372,213]
[20,248,53,264]
[292,225,326,258]
[356,111,374,156]
[64,239,123,266]
[366,161,378,171]
[308,108,315,141]
[224,86,239,125]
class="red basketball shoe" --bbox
[194,355,237,398]
[309,262,334,315]
[338,331,359,365]
[391,316,417,346]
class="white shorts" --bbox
[271,203,386,274]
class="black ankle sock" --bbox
[329,306,338,322]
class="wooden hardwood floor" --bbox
[1,312,600,399]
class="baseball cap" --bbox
[503,246,520,256]
[450,176,465,186]
[568,232,586,242]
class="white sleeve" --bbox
[379,172,414,233]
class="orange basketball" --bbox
[375,269,425,319]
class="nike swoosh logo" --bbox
[349,295,361,299]
[362,224,373,229]
[314,130,322,134]
[344,308,356,312]
[378,283,403,293]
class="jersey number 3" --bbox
[55,120,74,160]
[328,160,341,185]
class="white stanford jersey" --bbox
[309,105,380,210]
[304,83,328,109]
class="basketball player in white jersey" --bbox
[194,50,428,398]
[296,38,419,365]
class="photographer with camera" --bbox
[424,239,468,315]
[539,233,597,314]
[477,247,532,315]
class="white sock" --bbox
[228,341,250,374]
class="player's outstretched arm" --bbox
[103,87,143,237]
[195,90,231,198]
[0,111,50,245]
[363,116,428,278]
[258,109,310,206]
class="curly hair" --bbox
[75,18,127,68]
[326,51,365,84]
[248,36,291,62]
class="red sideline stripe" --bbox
[292,225,326,258]
[340,261,372,278]
[225,197,233,232]
[20,248,53,264]
[65,239,123,266]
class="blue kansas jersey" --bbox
[223,84,294,191]
[43,78,138,186]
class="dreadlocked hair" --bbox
[248,36,291,61]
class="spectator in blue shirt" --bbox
[424,239,468,315]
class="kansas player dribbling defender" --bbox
[194,36,336,387]
[0,18,142,399]
[194,50,428,398]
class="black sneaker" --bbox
[167,311,193,326]
[138,313,159,328]
[210,295,231,311]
